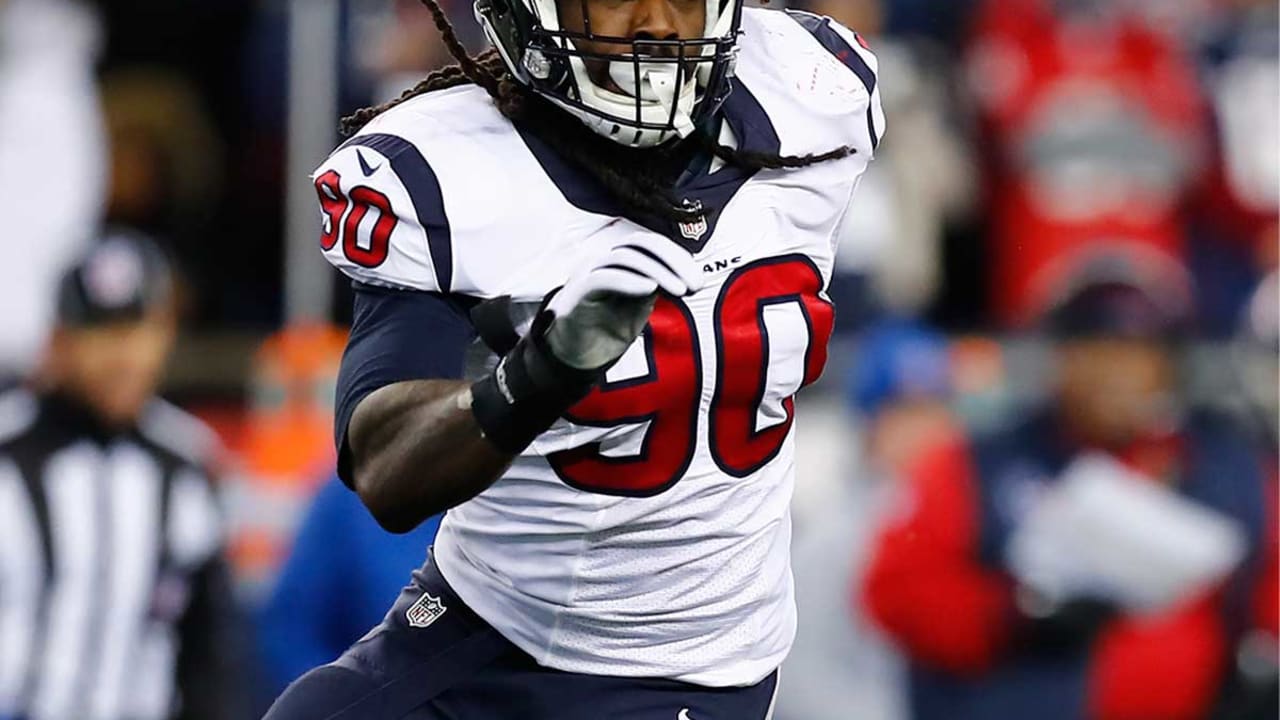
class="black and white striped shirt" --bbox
[0,389,239,720]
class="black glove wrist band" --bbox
[470,314,600,454]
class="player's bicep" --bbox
[314,135,453,292]
[334,284,477,485]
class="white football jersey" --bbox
[315,8,884,688]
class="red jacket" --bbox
[863,419,1274,720]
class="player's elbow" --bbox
[352,467,426,534]
[360,493,423,535]
[368,506,421,535]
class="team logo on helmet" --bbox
[405,591,448,629]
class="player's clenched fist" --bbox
[470,232,702,454]
[546,232,704,371]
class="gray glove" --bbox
[468,231,703,454]
[545,232,704,370]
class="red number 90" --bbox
[548,255,834,496]
[314,169,396,268]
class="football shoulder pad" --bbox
[737,7,886,159]
[312,85,564,298]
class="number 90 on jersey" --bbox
[549,255,834,497]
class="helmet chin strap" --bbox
[607,61,697,139]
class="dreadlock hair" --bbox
[342,0,856,224]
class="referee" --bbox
[0,233,242,720]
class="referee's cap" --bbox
[57,229,174,327]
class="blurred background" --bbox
[0,0,1275,717]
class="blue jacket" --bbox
[258,476,441,693]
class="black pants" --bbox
[264,557,779,720]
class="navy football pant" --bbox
[263,556,779,720]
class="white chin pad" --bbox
[607,61,696,137]
[608,61,674,101]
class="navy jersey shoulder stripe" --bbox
[340,133,455,292]
[784,10,881,150]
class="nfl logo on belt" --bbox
[405,592,447,629]
[679,200,708,242]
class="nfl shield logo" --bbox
[678,200,708,242]
[405,592,447,629]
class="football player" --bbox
[266,0,883,717]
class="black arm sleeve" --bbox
[334,283,478,486]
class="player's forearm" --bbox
[347,379,513,533]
